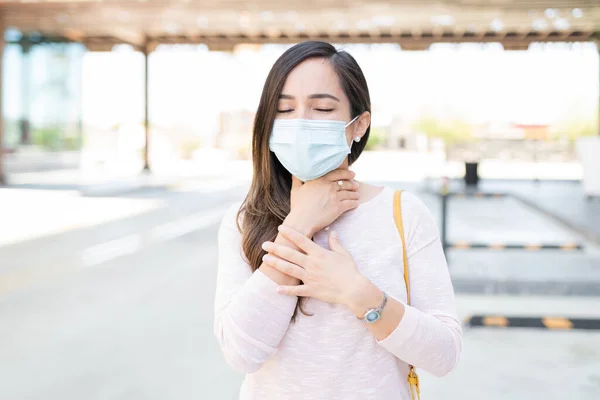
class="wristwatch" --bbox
[359,291,388,324]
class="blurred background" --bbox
[0,1,599,399]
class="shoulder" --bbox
[398,190,435,221]
[219,201,244,236]
[382,187,434,220]
[395,189,439,255]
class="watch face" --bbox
[365,310,380,323]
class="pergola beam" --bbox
[144,30,598,49]
[1,1,598,50]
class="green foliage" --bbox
[30,127,82,151]
[32,128,62,151]
[411,116,473,145]
[62,135,82,151]
[364,126,387,151]
[553,118,597,142]
[180,138,203,159]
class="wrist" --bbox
[346,275,383,319]
[283,212,315,238]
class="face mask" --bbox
[269,116,359,182]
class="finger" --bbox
[291,176,303,189]
[277,284,311,297]
[262,241,309,266]
[277,225,323,255]
[324,169,356,183]
[337,190,360,201]
[263,254,307,281]
[333,179,359,192]
[340,199,360,212]
[328,230,349,255]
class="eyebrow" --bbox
[279,93,340,102]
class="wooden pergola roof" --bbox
[0,0,599,51]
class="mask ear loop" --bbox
[347,115,361,145]
[345,115,360,128]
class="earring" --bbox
[353,136,361,143]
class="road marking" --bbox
[151,206,230,242]
[81,205,232,267]
[82,235,143,267]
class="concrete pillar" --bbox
[0,20,5,185]
[19,39,32,145]
[142,39,150,172]
[597,41,600,136]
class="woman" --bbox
[214,41,462,400]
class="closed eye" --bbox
[277,109,294,113]
[315,108,334,112]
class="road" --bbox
[1,180,599,399]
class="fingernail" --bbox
[262,254,271,262]
[261,242,269,250]
[276,287,283,294]
[331,231,338,239]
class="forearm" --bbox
[216,269,299,373]
[259,212,315,286]
[345,242,462,376]
[347,276,406,341]
[215,205,301,373]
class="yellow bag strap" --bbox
[393,190,410,304]
[393,190,421,400]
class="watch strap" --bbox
[376,291,388,314]
[358,291,388,321]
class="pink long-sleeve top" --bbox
[214,187,462,399]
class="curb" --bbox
[450,192,507,199]
[448,242,584,251]
[451,279,600,297]
[465,315,600,330]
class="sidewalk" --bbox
[1,157,253,196]
[4,149,80,173]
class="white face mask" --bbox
[269,116,359,182]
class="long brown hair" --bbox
[237,41,372,320]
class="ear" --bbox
[353,111,371,140]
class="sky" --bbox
[2,42,599,138]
